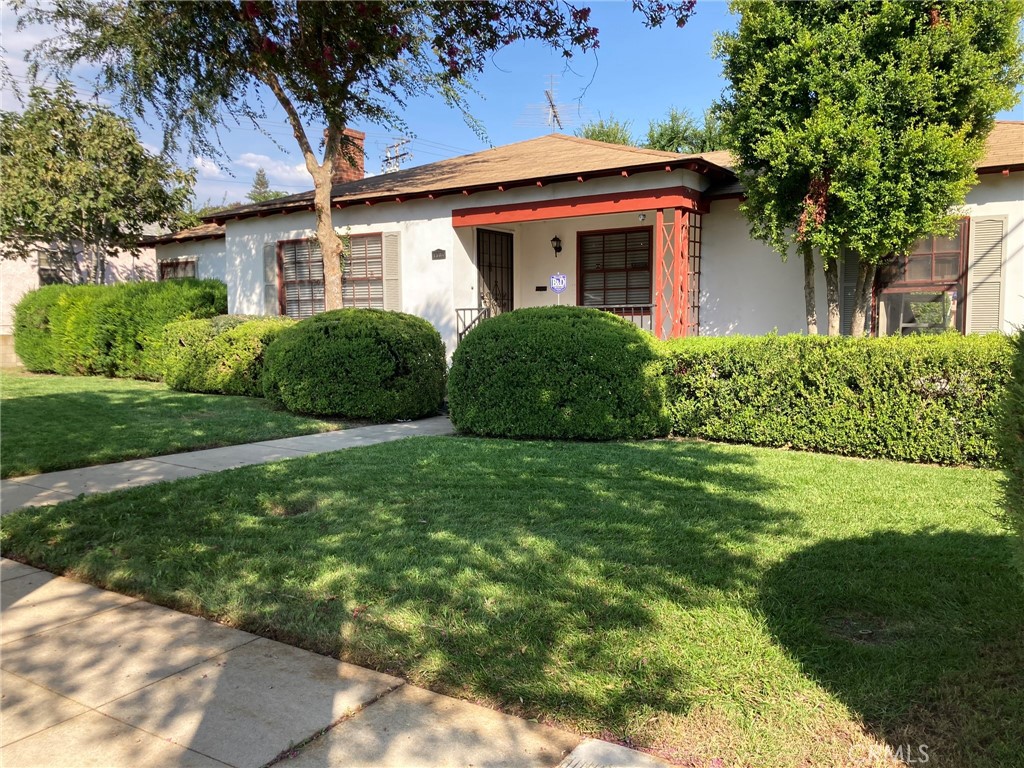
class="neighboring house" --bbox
[0,242,156,367]
[153,123,1023,354]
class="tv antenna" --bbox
[381,138,412,173]
[516,75,583,132]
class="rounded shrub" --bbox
[263,309,446,421]
[12,284,72,372]
[164,315,295,397]
[448,306,670,440]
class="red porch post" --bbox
[654,208,665,337]
[671,208,684,338]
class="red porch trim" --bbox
[452,186,708,228]
[672,209,685,338]
[654,210,666,335]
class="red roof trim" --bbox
[452,186,708,227]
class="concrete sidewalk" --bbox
[0,416,455,516]
[0,559,671,768]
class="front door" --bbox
[477,229,514,315]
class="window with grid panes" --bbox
[278,240,325,318]
[342,234,384,309]
[159,259,197,280]
[579,229,652,307]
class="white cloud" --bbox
[235,152,310,186]
[192,156,225,179]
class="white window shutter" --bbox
[966,217,1005,334]
[383,232,402,312]
[263,242,279,315]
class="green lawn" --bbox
[2,437,1019,767]
[0,371,346,478]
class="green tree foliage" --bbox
[19,0,695,308]
[576,114,636,145]
[715,0,1024,335]
[247,167,287,203]
[645,107,725,154]
[0,82,194,283]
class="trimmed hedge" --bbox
[263,309,446,421]
[999,330,1024,569]
[665,333,1012,466]
[448,306,670,440]
[12,284,72,372]
[12,280,227,379]
[163,315,295,397]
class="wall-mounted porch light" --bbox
[550,235,562,256]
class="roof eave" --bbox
[211,157,735,225]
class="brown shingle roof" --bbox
[148,222,225,245]
[209,134,733,223]
[183,122,1019,228]
[978,120,1024,171]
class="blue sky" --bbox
[3,1,1021,207]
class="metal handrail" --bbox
[456,306,492,342]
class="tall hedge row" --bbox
[664,333,1012,467]
[163,315,295,397]
[999,330,1024,568]
[448,306,670,440]
[13,280,227,379]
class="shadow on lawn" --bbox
[229,439,799,733]
[1,437,800,755]
[758,530,1024,768]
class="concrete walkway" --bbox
[0,417,455,515]
[0,559,670,768]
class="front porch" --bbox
[451,187,705,343]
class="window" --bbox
[159,259,197,280]
[38,245,70,285]
[579,228,652,308]
[342,234,384,309]
[876,221,968,336]
[277,235,385,319]
[278,240,325,319]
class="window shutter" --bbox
[383,232,402,312]
[263,242,279,315]
[966,217,1004,334]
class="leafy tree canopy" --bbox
[0,81,194,282]
[715,0,1024,335]
[17,0,696,308]
[645,106,725,154]
[247,167,288,203]
[576,114,636,145]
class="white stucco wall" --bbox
[0,257,39,337]
[963,172,1024,332]
[699,198,829,336]
[220,167,702,354]
[194,164,1022,351]
[155,238,228,284]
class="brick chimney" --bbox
[331,127,365,185]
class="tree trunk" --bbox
[823,256,841,336]
[851,261,876,338]
[801,242,818,335]
[260,65,346,310]
[308,154,344,310]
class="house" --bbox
[0,243,156,367]
[152,123,1023,354]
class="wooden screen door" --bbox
[477,229,514,314]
